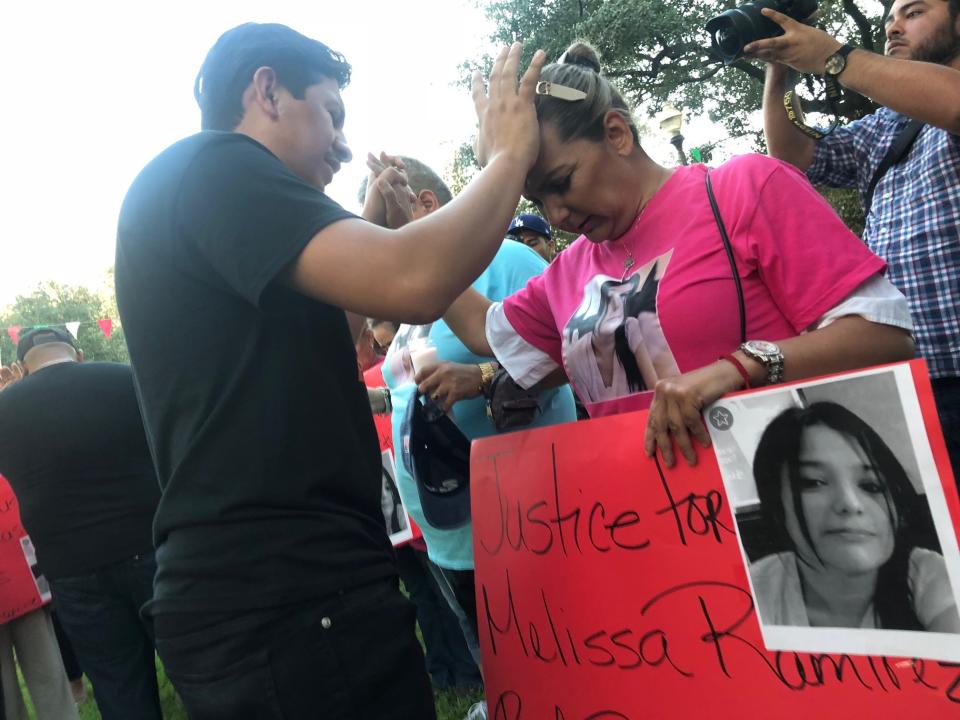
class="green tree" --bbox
[470,0,891,135]
[819,186,865,236]
[0,281,129,365]
[446,141,482,196]
[455,0,877,237]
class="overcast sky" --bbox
[1,0,733,310]
[1,0,498,306]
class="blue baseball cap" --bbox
[399,391,472,530]
[507,213,552,240]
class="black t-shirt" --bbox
[115,132,395,614]
[0,362,160,580]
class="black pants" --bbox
[154,578,436,720]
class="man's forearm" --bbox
[763,64,816,170]
[838,50,960,134]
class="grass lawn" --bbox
[18,656,483,720]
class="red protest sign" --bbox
[363,364,422,547]
[0,475,50,623]
[471,363,960,718]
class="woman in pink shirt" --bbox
[434,42,916,467]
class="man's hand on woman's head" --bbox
[472,43,546,170]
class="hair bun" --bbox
[559,42,601,73]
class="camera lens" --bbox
[716,27,743,58]
[706,0,807,64]
[706,12,757,64]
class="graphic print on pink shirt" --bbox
[562,250,680,405]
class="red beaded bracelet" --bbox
[718,354,752,390]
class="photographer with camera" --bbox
[753,0,960,484]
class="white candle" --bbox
[409,345,439,375]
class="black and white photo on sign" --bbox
[381,449,413,545]
[705,363,960,662]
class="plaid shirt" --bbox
[809,107,960,379]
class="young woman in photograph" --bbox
[751,401,960,631]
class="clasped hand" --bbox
[361,151,418,230]
[0,363,25,392]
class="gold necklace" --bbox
[620,166,672,278]
[621,245,636,281]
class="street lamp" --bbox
[658,103,688,166]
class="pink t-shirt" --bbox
[501,155,887,417]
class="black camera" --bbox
[706,0,818,64]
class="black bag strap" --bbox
[705,170,746,344]
[864,119,923,215]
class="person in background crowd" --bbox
[0,328,162,720]
[115,19,546,718]
[371,319,399,357]
[756,0,960,483]
[359,317,483,696]
[356,321,379,375]
[0,367,77,720]
[0,603,78,720]
[364,154,578,720]
[506,212,556,262]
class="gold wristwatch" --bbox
[478,362,498,396]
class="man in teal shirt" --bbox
[366,159,577,674]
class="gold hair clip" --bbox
[535,81,587,102]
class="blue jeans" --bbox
[427,564,482,667]
[395,546,481,688]
[933,377,960,494]
[49,552,162,720]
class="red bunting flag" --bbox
[97,318,113,339]
[6,326,21,345]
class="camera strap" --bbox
[705,171,746,344]
[863,119,924,215]
[781,74,844,140]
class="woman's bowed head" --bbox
[751,401,960,632]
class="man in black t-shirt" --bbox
[115,21,545,720]
[0,328,162,720]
